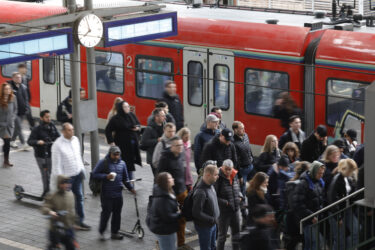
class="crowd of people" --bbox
[0,73,367,250]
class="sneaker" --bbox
[83,160,90,166]
[185,228,193,235]
[20,144,30,151]
[10,141,18,148]
[99,232,108,241]
[111,233,123,240]
[76,222,91,231]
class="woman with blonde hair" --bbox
[256,135,281,173]
[177,127,193,191]
[107,97,123,122]
[327,159,358,250]
[282,142,300,165]
[0,83,17,167]
[321,145,341,189]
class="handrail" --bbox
[299,187,364,234]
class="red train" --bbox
[0,1,374,152]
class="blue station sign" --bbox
[103,11,177,47]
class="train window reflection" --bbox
[245,69,289,116]
[188,61,203,106]
[136,56,173,99]
[43,58,55,84]
[327,79,367,126]
[64,54,71,86]
[214,65,229,110]
[2,61,32,79]
[95,50,124,94]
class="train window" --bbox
[326,79,367,126]
[64,54,71,86]
[214,65,229,110]
[43,58,55,84]
[244,69,289,116]
[188,61,203,106]
[2,61,32,79]
[136,56,173,99]
[95,50,124,94]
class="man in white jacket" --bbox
[51,122,91,230]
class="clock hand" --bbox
[86,18,91,32]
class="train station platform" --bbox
[0,124,233,250]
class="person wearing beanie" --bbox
[300,125,328,163]
[292,161,325,250]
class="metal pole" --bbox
[85,0,100,168]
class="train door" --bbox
[40,54,71,119]
[183,47,234,137]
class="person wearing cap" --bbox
[343,129,358,158]
[41,175,77,250]
[200,128,238,172]
[159,80,184,131]
[240,204,280,250]
[51,123,90,231]
[215,159,242,250]
[300,125,328,163]
[332,139,349,159]
[278,115,305,151]
[194,114,220,174]
[200,107,226,132]
[292,161,326,250]
[267,155,294,211]
[92,146,136,241]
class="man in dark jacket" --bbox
[158,136,188,248]
[27,110,60,197]
[194,114,220,174]
[159,80,184,131]
[232,121,254,195]
[8,72,30,149]
[140,108,165,177]
[215,159,242,250]
[200,128,238,171]
[292,161,325,250]
[193,164,220,250]
[92,146,136,241]
[18,63,35,130]
[278,115,305,150]
[300,125,327,163]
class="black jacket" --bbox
[158,149,186,195]
[200,135,238,170]
[246,190,268,226]
[278,129,305,151]
[214,169,242,214]
[241,223,280,250]
[105,104,142,172]
[233,133,253,168]
[255,149,281,173]
[57,96,72,123]
[291,172,325,225]
[192,180,220,228]
[321,161,338,195]
[300,133,326,163]
[193,126,219,171]
[272,104,302,131]
[147,185,180,235]
[140,119,164,164]
[327,173,356,214]
[8,80,29,116]
[159,91,184,130]
[27,121,60,158]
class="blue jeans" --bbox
[330,211,359,250]
[238,164,254,195]
[303,224,322,250]
[194,224,217,250]
[155,233,177,250]
[70,173,84,224]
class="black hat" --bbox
[221,128,234,141]
[332,139,345,149]
[252,204,274,219]
[109,146,121,154]
[278,155,290,167]
[346,129,357,141]
[316,125,327,137]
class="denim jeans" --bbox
[330,211,359,250]
[12,115,25,144]
[155,233,177,250]
[238,164,254,195]
[70,173,84,224]
[36,157,52,195]
[195,224,217,250]
[303,224,322,250]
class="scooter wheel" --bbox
[136,226,144,239]
[14,185,24,200]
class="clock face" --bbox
[77,14,103,48]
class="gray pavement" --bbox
[0,124,233,250]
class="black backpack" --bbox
[89,159,109,196]
[182,183,208,221]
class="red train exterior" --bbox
[0,2,374,151]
